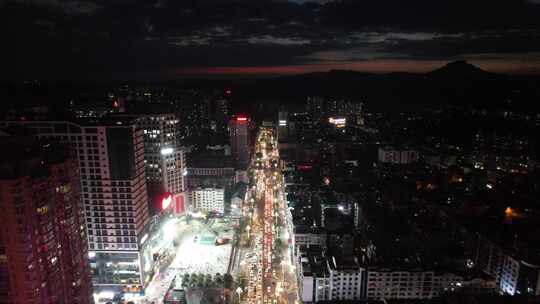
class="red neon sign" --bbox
[237,117,247,121]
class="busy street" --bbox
[241,126,299,304]
[93,125,297,304]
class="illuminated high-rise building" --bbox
[113,113,186,214]
[159,145,187,214]
[277,111,289,141]
[213,98,230,132]
[107,114,179,185]
[306,96,324,124]
[1,119,151,295]
[228,116,250,169]
[214,99,229,119]
[0,139,92,304]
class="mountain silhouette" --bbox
[230,61,539,112]
[428,60,498,80]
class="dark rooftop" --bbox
[188,151,234,168]
[0,137,73,179]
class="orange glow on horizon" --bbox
[169,57,540,77]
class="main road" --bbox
[243,126,298,304]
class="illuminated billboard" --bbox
[160,147,173,155]
[329,117,346,127]
[161,193,172,210]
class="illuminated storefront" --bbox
[89,251,143,290]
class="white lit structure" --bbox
[499,255,540,296]
[160,146,186,195]
[301,274,331,303]
[297,246,494,303]
[136,114,179,186]
[189,187,225,213]
[474,235,540,296]
[294,232,326,248]
[327,256,364,300]
[365,270,440,299]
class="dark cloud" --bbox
[320,0,540,32]
[6,0,101,14]
[5,0,540,80]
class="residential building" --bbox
[327,255,364,301]
[378,147,419,164]
[130,114,179,186]
[278,111,289,140]
[294,229,326,248]
[297,245,496,303]
[475,234,540,296]
[160,146,186,194]
[365,269,438,299]
[1,119,151,293]
[229,116,250,169]
[186,151,235,190]
[189,187,225,213]
[111,113,186,214]
[499,252,540,296]
[0,139,92,304]
[299,246,331,304]
[213,98,230,132]
[0,240,8,304]
[306,97,324,124]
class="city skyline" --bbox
[3,1,540,303]
[1,84,540,303]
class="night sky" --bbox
[6,0,540,81]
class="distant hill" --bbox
[3,61,539,115]
[231,61,540,113]
[428,60,498,79]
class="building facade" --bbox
[229,116,250,169]
[378,147,420,164]
[499,255,540,296]
[189,188,225,213]
[1,120,151,293]
[474,234,540,296]
[112,113,186,214]
[160,146,186,195]
[365,269,439,299]
[186,166,235,190]
[294,232,327,248]
[134,114,180,188]
[0,140,92,304]
[306,97,324,124]
[327,256,364,300]
[297,245,495,303]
